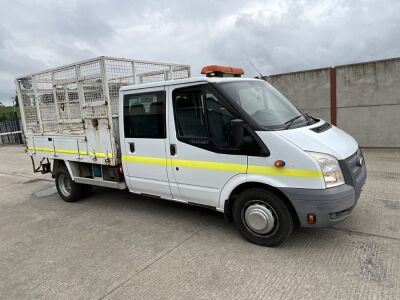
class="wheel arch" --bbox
[222,181,300,226]
[52,159,74,180]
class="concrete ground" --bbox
[0,145,399,299]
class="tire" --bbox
[55,167,85,202]
[232,188,294,247]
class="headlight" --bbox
[308,152,344,188]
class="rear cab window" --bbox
[123,91,166,139]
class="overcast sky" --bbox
[1,0,400,105]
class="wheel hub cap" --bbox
[59,174,71,197]
[244,204,275,234]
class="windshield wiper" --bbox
[284,115,303,129]
[304,113,315,124]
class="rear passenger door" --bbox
[121,87,172,199]
[166,83,248,207]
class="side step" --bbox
[73,177,127,189]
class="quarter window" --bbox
[123,91,166,138]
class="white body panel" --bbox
[276,120,358,159]
[165,84,247,207]
[249,131,326,189]
[120,86,173,199]
[124,138,172,198]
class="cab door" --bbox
[166,83,248,207]
[120,87,172,199]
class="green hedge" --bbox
[0,106,21,119]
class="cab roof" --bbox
[119,76,261,93]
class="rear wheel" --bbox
[232,188,294,247]
[55,168,85,202]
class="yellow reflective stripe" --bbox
[89,152,113,158]
[28,146,53,152]
[121,155,247,172]
[122,154,167,165]
[27,146,112,158]
[171,159,247,172]
[58,149,88,155]
[248,165,323,178]
[122,155,322,178]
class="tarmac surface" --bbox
[0,145,399,299]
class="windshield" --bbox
[215,80,307,129]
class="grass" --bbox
[0,106,21,119]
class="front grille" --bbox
[310,122,332,133]
[339,149,367,200]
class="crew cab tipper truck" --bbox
[15,57,366,246]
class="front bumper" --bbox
[281,148,367,228]
[281,184,358,227]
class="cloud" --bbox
[1,0,400,105]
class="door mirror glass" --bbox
[228,119,244,148]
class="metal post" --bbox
[100,56,115,163]
[169,65,173,80]
[32,76,44,134]
[51,72,61,131]
[76,64,85,120]
[131,61,137,84]
[330,67,337,126]
[64,85,71,121]
[15,79,27,134]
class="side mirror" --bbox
[228,119,244,148]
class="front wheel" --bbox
[232,188,294,247]
[55,168,85,202]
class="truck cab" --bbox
[119,73,366,246]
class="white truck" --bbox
[16,57,366,246]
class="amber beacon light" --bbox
[201,65,244,77]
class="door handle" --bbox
[129,142,135,153]
[170,144,176,156]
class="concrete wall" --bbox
[266,68,331,122]
[265,58,400,148]
[336,60,400,147]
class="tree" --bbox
[14,93,19,107]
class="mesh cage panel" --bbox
[54,67,76,84]
[172,65,191,79]
[79,61,106,119]
[134,62,171,83]
[18,78,40,133]
[106,59,135,115]
[16,57,191,133]
[81,78,105,118]
[79,61,101,78]
[35,72,58,133]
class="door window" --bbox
[123,91,166,138]
[173,85,237,148]
[173,86,208,138]
[205,89,236,147]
